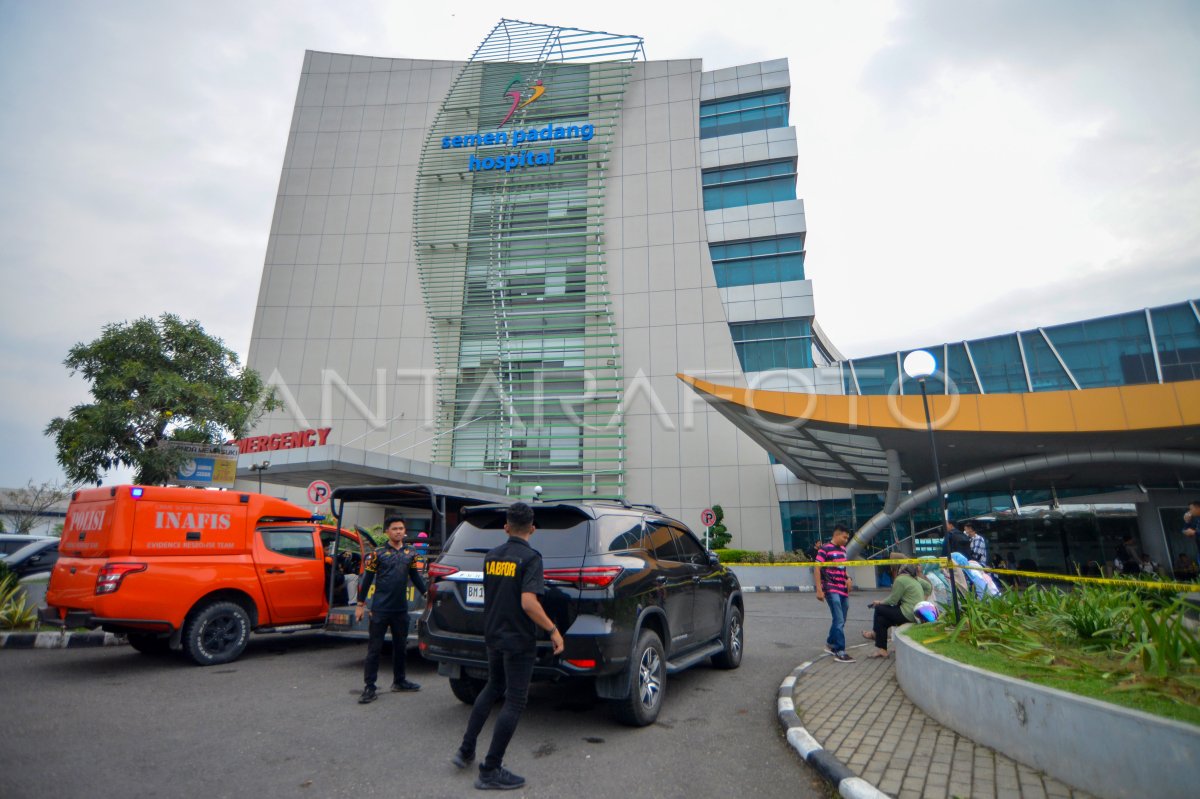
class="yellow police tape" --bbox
[730,557,1199,593]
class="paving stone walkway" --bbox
[794,644,1097,799]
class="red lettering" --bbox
[233,428,333,452]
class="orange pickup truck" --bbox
[40,485,365,665]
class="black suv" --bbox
[417,501,743,726]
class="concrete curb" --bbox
[776,657,892,799]
[742,585,814,593]
[0,631,126,649]
[896,627,1200,799]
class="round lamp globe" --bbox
[903,349,937,380]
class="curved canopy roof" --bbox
[678,374,1200,491]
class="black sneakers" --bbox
[451,748,475,769]
[391,680,421,692]
[358,686,378,704]
[833,651,856,663]
[475,767,525,791]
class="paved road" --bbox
[0,593,874,798]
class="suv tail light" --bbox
[95,562,147,595]
[544,566,623,589]
[428,562,459,579]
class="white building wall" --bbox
[249,53,465,463]
[608,59,782,550]
[247,51,790,550]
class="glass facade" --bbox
[780,492,897,554]
[414,25,642,499]
[710,236,805,288]
[702,160,797,211]
[730,318,813,372]
[699,90,789,139]
[1152,304,1200,381]
[840,300,1200,395]
[787,490,1139,575]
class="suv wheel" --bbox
[182,601,251,666]
[710,606,743,669]
[448,675,487,705]
[612,629,666,727]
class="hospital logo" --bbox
[500,76,545,127]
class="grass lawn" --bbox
[905,623,1200,727]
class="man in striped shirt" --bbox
[814,524,855,663]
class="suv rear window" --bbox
[445,507,590,558]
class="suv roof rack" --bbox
[535,497,664,514]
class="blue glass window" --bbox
[1044,311,1156,388]
[730,318,813,372]
[709,236,805,287]
[700,90,789,139]
[850,354,899,395]
[702,160,797,211]
[968,335,1028,393]
[1022,332,1075,391]
[945,342,980,394]
[1150,302,1200,382]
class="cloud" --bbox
[811,0,1200,357]
[0,1,1196,487]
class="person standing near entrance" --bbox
[355,517,428,704]
[453,502,564,791]
[964,521,989,567]
[1183,501,1200,561]
[814,524,855,663]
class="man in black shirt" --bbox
[355,516,428,704]
[452,502,564,791]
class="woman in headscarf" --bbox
[861,562,932,658]
[919,557,951,608]
[951,551,1001,599]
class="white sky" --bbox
[1,0,1197,486]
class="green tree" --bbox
[45,314,277,486]
[708,504,732,549]
[0,480,77,534]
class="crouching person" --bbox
[862,563,931,658]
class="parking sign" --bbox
[700,508,717,527]
[307,480,331,505]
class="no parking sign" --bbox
[307,480,331,506]
[700,508,717,527]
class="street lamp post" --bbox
[902,350,961,622]
[250,461,270,493]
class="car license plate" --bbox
[466,582,485,605]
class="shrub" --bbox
[0,572,38,630]
[715,549,809,564]
[927,583,1199,705]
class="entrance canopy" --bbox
[678,374,1200,492]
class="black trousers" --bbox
[872,604,908,651]
[363,611,409,688]
[460,647,536,771]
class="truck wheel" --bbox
[449,675,487,705]
[182,601,250,666]
[127,633,171,656]
[710,606,743,670]
[611,629,666,727]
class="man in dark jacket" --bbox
[452,502,564,791]
[1114,536,1141,576]
[944,521,972,559]
[355,516,428,703]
